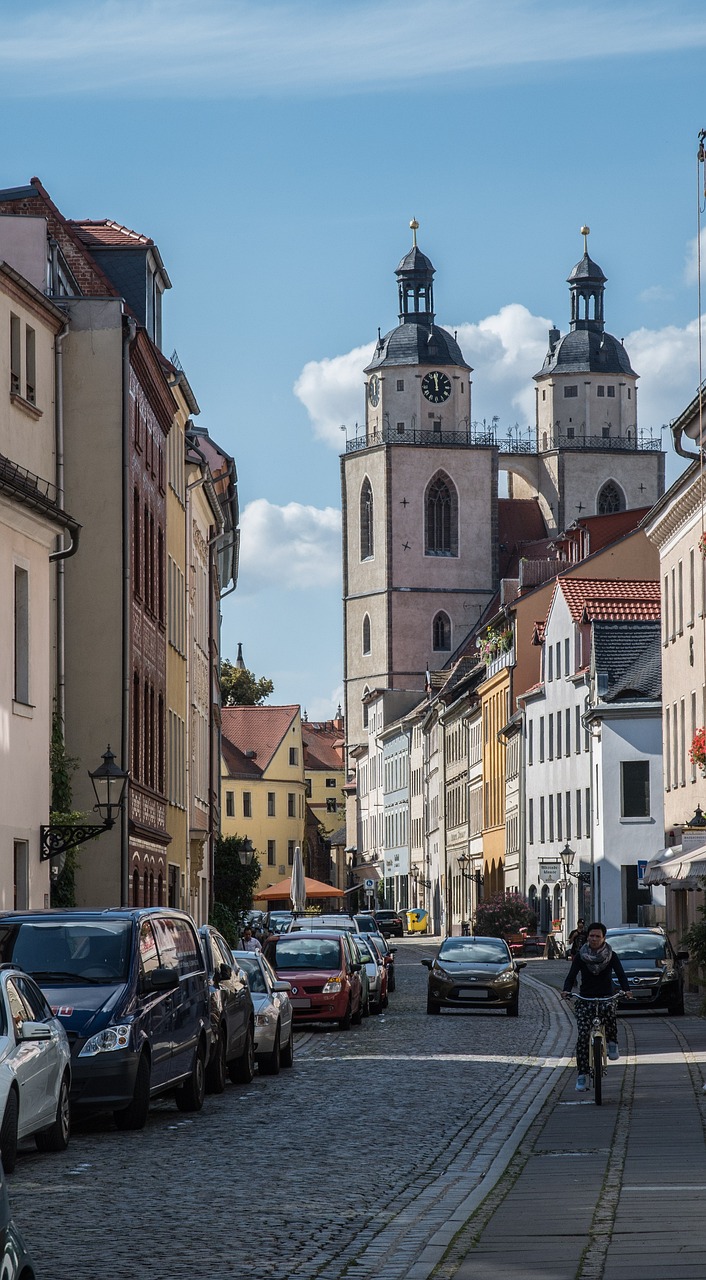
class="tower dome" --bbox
[536,227,635,378]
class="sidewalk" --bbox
[438,968,706,1280]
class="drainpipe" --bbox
[53,320,70,726]
[673,425,701,462]
[121,315,137,906]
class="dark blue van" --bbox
[0,909,210,1130]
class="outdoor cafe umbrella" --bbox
[290,845,307,915]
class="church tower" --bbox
[341,223,498,752]
[509,228,664,533]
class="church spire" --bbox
[395,219,435,328]
[567,224,607,333]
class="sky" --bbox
[2,0,706,718]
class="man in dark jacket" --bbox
[562,921,632,1090]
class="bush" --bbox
[474,891,536,938]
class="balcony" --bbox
[345,428,662,455]
[486,647,515,679]
[499,433,662,454]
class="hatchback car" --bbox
[373,910,405,938]
[199,926,255,1092]
[422,936,524,1016]
[606,927,688,1014]
[264,932,363,1028]
[0,968,71,1173]
[367,932,397,993]
[233,950,294,1073]
[286,914,360,933]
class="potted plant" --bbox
[689,727,706,775]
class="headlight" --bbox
[495,970,515,984]
[255,1012,275,1027]
[431,966,446,979]
[78,1024,131,1057]
[322,973,344,993]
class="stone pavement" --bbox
[432,961,706,1280]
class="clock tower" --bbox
[341,223,498,752]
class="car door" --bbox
[262,955,292,1045]
[153,917,205,1082]
[138,919,173,1089]
[15,976,64,1126]
[5,978,50,1137]
[212,932,248,1059]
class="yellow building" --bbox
[221,705,306,896]
[302,714,346,838]
[478,650,512,896]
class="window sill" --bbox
[12,700,34,719]
[10,392,42,421]
[619,816,655,825]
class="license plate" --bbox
[459,987,488,998]
[291,998,311,1009]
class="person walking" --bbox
[567,918,587,958]
[562,921,632,1090]
[241,927,262,953]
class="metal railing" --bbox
[345,429,662,454]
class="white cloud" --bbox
[452,304,552,427]
[304,686,345,721]
[1,0,705,97]
[238,498,342,592]
[293,342,375,448]
[625,318,700,430]
[684,228,706,286]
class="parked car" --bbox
[367,932,397,993]
[199,926,255,1092]
[373,910,405,938]
[266,911,293,934]
[0,967,71,1173]
[0,1159,35,1275]
[606,927,688,1014]
[353,914,381,935]
[0,909,211,1131]
[352,935,388,1014]
[285,914,360,933]
[422,936,525,1016]
[264,931,364,1029]
[233,950,294,1073]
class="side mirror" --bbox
[388,946,398,954]
[144,965,180,993]
[18,1020,52,1042]
[421,958,433,969]
[217,963,232,982]
[515,960,527,970]
[351,961,362,973]
[272,980,292,993]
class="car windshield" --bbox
[273,938,341,970]
[369,936,388,957]
[237,956,267,993]
[608,933,667,961]
[354,917,378,932]
[355,940,374,962]
[0,920,133,984]
[438,939,509,964]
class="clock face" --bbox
[368,375,380,407]
[422,371,451,403]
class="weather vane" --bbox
[581,224,590,255]
[410,217,419,247]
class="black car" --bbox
[373,910,405,938]
[199,926,255,1092]
[0,909,211,1130]
[422,936,524,1016]
[606,927,688,1014]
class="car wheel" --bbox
[381,993,389,1010]
[259,1025,281,1075]
[35,1074,71,1153]
[362,993,370,1018]
[506,996,519,1017]
[339,999,352,1030]
[175,1040,206,1113]
[352,996,364,1026]
[281,1027,294,1068]
[426,995,440,1015]
[114,1054,151,1131]
[229,1023,255,1084]
[668,994,685,1016]
[205,1026,227,1095]
[388,972,396,993]
[0,1091,18,1174]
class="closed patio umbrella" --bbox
[290,845,307,914]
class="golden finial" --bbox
[581,225,590,255]
[410,217,419,247]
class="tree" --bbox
[211,835,262,945]
[473,891,536,938]
[220,659,274,707]
[48,710,94,908]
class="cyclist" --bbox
[562,921,632,1091]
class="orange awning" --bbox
[255,875,345,902]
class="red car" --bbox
[264,931,363,1029]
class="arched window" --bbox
[425,472,458,556]
[432,611,451,651]
[362,686,370,729]
[360,478,374,560]
[362,614,371,655]
[597,479,625,515]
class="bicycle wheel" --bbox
[593,1035,603,1106]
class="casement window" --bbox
[621,761,650,818]
[13,566,29,704]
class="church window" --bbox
[564,385,578,398]
[433,420,441,432]
[362,614,371,655]
[627,388,632,399]
[597,480,625,515]
[396,379,404,391]
[597,385,605,397]
[432,612,451,651]
[425,472,458,556]
[567,427,575,439]
[396,422,405,434]
[360,478,374,560]
[542,389,546,400]
[602,427,611,438]
[607,386,615,398]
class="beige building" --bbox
[302,714,345,837]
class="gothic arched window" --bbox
[362,614,371,655]
[432,611,451,651]
[425,472,458,556]
[360,478,374,560]
[597,480,625,515]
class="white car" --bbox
[352,936,388,1014]
[0,969,71,1172]
[232,951,294,1074]
[285,914,361,933]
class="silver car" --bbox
[232,951,294,1074]
[352,936,387,1014]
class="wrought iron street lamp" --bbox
[559,843,591,885]
[238,837,255,866]
[40,746,129,861]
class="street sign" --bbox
[637,860,647,883]
[364,878,375,889]
[539,861,562,884]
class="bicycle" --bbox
[569,994,620,1105]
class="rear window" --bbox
[438,939,510,964]
[152,917,202,975]
[608,933,667,961]
[273,938,341,970]
[0,920,133,985]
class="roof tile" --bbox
[221,705,299,775]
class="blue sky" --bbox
[2,0,705,716]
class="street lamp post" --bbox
[41,745,130,861]
[559,843,591,931]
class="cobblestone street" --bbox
[9,940,571,1280]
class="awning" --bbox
[643,842,706,888]
[255,875,345,902]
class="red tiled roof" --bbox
[302,721,345,772]
[557,578,660,624]
[221,705,299,776]
[69,219,154,248]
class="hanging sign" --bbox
[538,861,562,884]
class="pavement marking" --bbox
[309,1052,571,1065]
[622,1185,706,1191]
